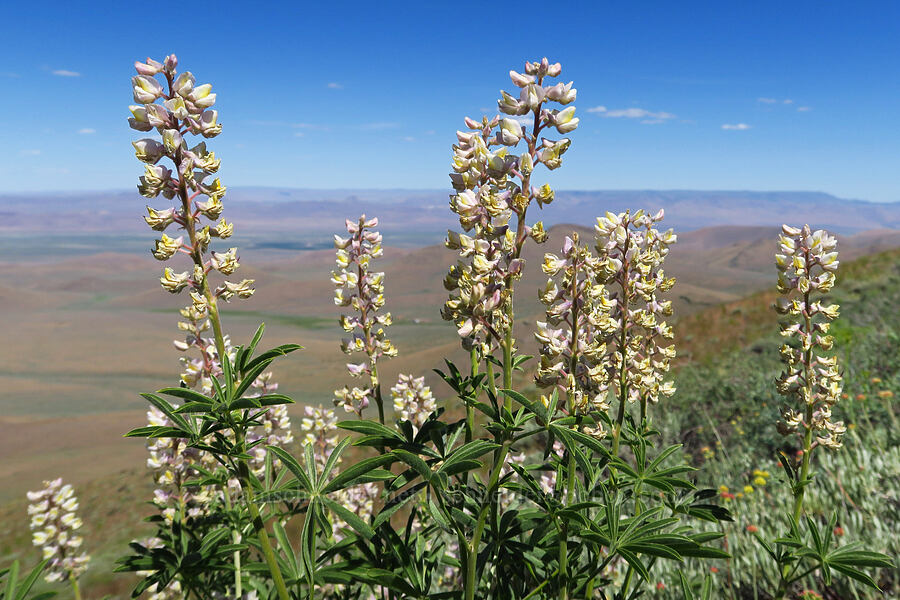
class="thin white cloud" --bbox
[402,136,415,142]
[797,106,811,112]
[783,99,794,105]
[78,128,95,134]
[721,123,751,130]
[248,120,328,131]
[19,149,41,156]
[294,131,304,137]
[327,82,343,89]
[52,69,81,77]
[757,97,777,104]
[1,72,20,78]
[359,121,400,131]
[589,106,676,121]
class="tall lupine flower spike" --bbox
[775,226,845,525]
[129,54,252,365]
[535,232,615,429]
[27,479,90,585]
[443,58,577,372]
[774,224,845,451]
[593,210,677,449]
[333,215,397,422]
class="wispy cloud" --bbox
[294,131,304,137]
[77,128,95,134]
[797,106,811,112]
[327,82,343,89]
[19,149,41,156]
[722,123,751,130]
[1,72,20,78]
[52,69,81,77]
[588,106,676,123]
[758,97,798,106]
[402,136,415,142]
[248,120,328,131]
[359,121,400,131]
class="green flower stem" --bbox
[223,491,242,597]
[71,578,82,600]
[467,347,478,443]
[237,458,291,600]
[792,285,814,525]
[464,440,511,600]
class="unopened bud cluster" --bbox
[391,374,437,432]
[129,55,253,308]
[26,479,90,582]
[333,216,397,415]
[774,224,846,449]
[443,58,578,349]
[593,210,677,406]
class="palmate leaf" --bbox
[338,420,406,445]
[436,440,498,477]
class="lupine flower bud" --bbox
[27,479,90,582]
[132,75,164,103]
[173,72,195,97]
[133,139,166,164]
[128,105,153,132]
[549,106,579,134]
[212,219,233,238]
[497,118,524,145]
[160,268,190,293]
[196,110,222,138]
[211,247,239,275]
[135,58,164,76]
[143,206,176,230]
[152,234,183,260]
[161,129,184,154]
[509,70,534,87]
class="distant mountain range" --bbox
[2,189,898,243]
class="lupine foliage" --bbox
[3,55,895,600]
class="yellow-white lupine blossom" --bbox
[775,224,846,450]
[333,215,397,417]
[391,374,437,432]
[594,209,677,411]
[26,479,90,583]
[442,58,578,353]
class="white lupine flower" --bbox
[391,374,437,432]
[27,479,90,582]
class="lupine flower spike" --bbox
[535,232,615,434]
[27,479,90,586]
[593,210,677,447]
[129,54,253,365]
[443,58,578,374]
[333,215,397,421]
[775,224,845,450]
[774,224,845,522]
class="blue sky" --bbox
[2,1,899,201]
